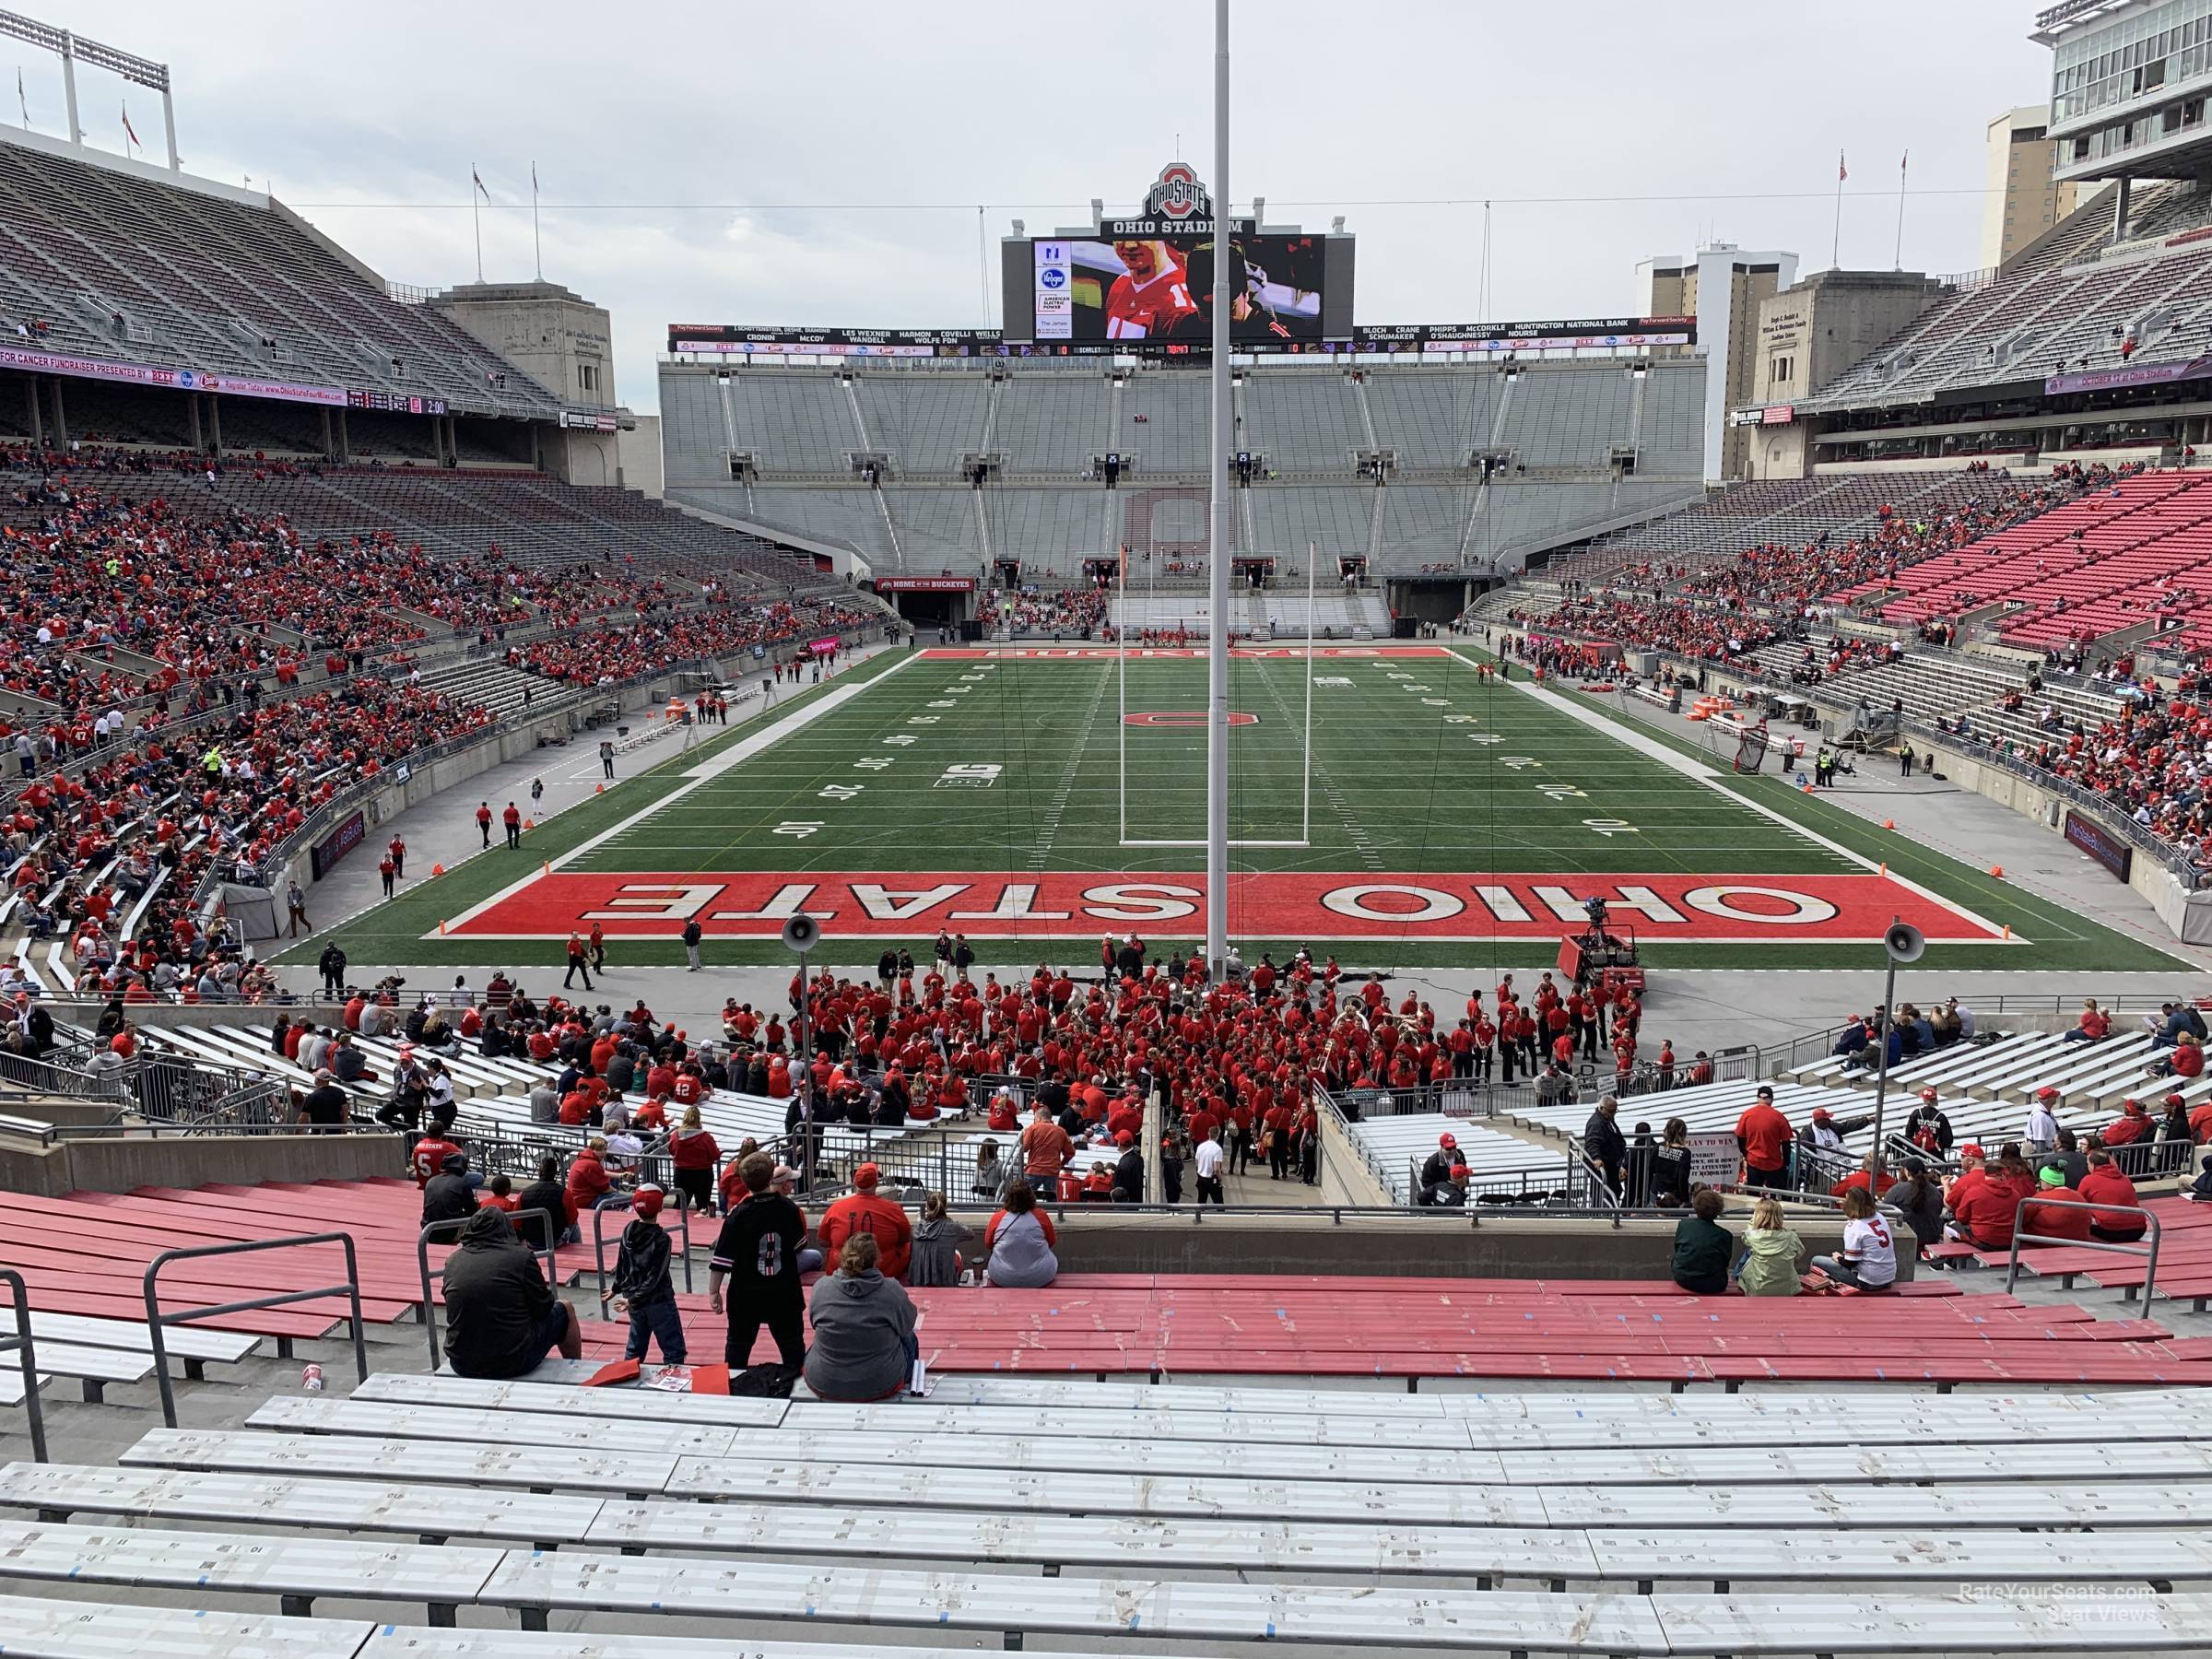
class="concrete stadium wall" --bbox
[977,1210,1885,1281]
[0,1131,396,1197]
[1936,744,2194,935]
[1683,665,2192,937]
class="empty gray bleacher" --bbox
[996,375,1110,474]
[736,486,893,559]
[1366,369,1500,469]
[722,375,858,472]
[0,134,562,421]
[659,371,734,482]
[15,1373,2212,1653]
[1505,364,1636,468]
[1351,1112,1571,1201]
[1635,361,1706,477]
[882,488,982,565]
[1377,485,1476,562]
[1240,371,1365,470]
[853,373,989,473]
[1120,372,1210,472]
[1245,486,1371,555]
[981,488,1101,559]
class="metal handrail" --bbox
[1565,1134,1627,1227]
[143,1231,368,1428]
[2006,1196,2160,1303]
[416,1209,559,1372]
[0,1269,47,1462]
[592,1191,695,1296]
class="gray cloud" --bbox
[31,0,2055,411]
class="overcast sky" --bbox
[29,1,2058,412]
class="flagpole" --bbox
[471,165,484,283]
[1895,151,1908,270]
[532,163,542,281]
[1832,150,1845,269]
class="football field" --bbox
[304,644,2188,973]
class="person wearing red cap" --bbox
[1902,1088,1953,1155]
[2102,1098,2153,1147]
[1947,1152,2036,1252]
[1735,1087,1793,1190]
[818,1163,912,1281]
[610,1185,686,1364]
[2024,1088,2061,1152]
[1945,1144,1988,1212]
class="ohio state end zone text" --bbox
[443,870,2011,946]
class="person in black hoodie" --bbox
[514,1156,573,1253]
[441,1206,580,1377]
[421,1153,478,1227]
[874,1069,912,1128]
[610,1185,685,1363]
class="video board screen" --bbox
[1032,234,1326,345]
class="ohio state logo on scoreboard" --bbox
[1146,162,1207,222]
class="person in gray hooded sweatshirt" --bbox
[803,1232,918,1401]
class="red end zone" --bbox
[446,870,2011,945]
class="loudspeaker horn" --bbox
[781,912,819,954]
[1883,921,1924,964]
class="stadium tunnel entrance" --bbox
[1388,576,1476,628]
[869,576,975,630]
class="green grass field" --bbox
[286,644,2189,973]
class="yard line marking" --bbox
[436,653,924,935]
[1445,647,2016,943]
[1030,667,1114,870]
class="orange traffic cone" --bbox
[1881,818,1896,830]
[430,863,444,877]
[1989,864,2005,878]
[595,782,605,795]
[524,818,535,831]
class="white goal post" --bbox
[1117,540,1316,848]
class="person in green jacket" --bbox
[1671,1187,1735,1295]
[1734,1195,1805,1297]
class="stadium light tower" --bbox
[0,9,182,171]
[1205,0,1231,977]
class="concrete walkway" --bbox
[274,641,900,961]
[1583,677,2208,972]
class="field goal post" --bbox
[1117,539,1317,849]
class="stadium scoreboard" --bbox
[1011,162,1352,349]
[664,161,1695,360]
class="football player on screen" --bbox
[1103,239,1202,340]
[1233,251,1322,336]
